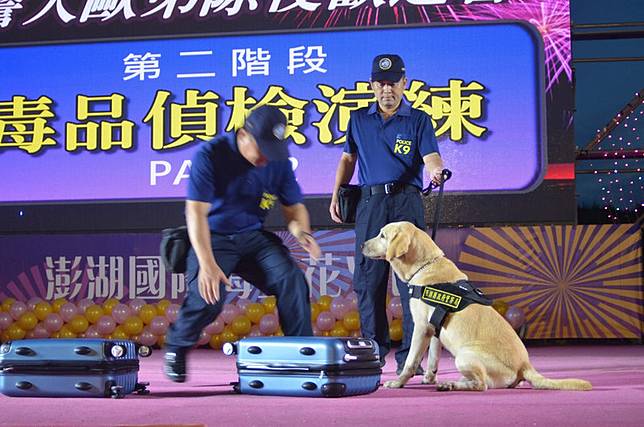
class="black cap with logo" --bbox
[244,105,289,161]
[371,54,406,82]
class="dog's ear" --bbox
[386,231,411,261]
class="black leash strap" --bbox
[421,169,452,241]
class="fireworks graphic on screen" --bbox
[432,0,571,92]
[276,0,571,93]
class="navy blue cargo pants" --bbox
[166,229,312,351]
[353,185,425,367]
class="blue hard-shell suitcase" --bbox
[225,336,381,397]
[0,339,151,398]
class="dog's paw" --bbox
[383,379,405,389]
[436,381,454,392]
[422,373,437,385]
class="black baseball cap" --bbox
[244,105,289,161]
[371,54,405,82]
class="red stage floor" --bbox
[2,345,643,426]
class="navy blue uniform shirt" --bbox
[343,101,439,189]
[187,134,303,234]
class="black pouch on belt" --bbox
[160,226,190,273]
[338,184,362,224]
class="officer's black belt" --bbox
[366,182,420,196]
[408,280,493,337]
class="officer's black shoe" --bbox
[164,349,187,383]
[396,364,425,376]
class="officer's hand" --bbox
[329,195,342,223]
[198,265,231,305]
[297,232,322,261]
[430,168,443,185]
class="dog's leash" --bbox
[421,169,452,241]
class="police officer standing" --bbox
[165,105,321,382]
[329,54,444,375]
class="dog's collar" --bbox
[405,255,443,284]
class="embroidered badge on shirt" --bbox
[394,136,412,155]
[259,192,278,210]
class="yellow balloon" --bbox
[6,324,26,340]
[85,304,104,324]
[389,319,403,342]
[157,334,166,348]
[342,311,361,331]
[69,315,89,334]
[310,303,321,322]
[492,300,509,316]
[330,321,349,337]
[231,316,252,336]
[262,296,277,313]
[112,326,129,340]
[52,298,67,313]
[17,312,38,331]
[34,301,53,321]
[209,334,223,350]
[58,326,77,339]
[156,299,171,316]
[275,328,284,337]
[138,304,157,325]
[122,316,144,336]
[1,298,16,311]
[221,327,238,343]
[245,303,265,324]
[1,331,9,342]
[102,298,120,315]
[318,295,332,311]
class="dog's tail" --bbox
[521,364,592,391]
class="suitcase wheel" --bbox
[222,342,238,356]
[0,343,10,354]
[110,385,125,399]
[135,382,150,395]
[321,383,346,397]
[137,345,152,358]
[299,347,316,356]
[248,380,264,389]
[15,381,33,390]
[301,382,317,391]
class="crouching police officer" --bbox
[165,105,321,382]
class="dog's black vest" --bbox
[408,280,493,337]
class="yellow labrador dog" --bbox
[362,221,591,391]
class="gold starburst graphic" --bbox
[458,225,642,339]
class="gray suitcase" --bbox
[225,336,381,397]
[0,339,151,398]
